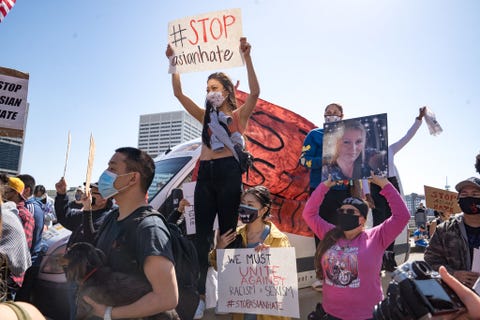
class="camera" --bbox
[373,260,465,320]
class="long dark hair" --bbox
[201,72,237,148]
[314,227,345,280]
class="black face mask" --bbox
[238,204,259,224]
[336,213,360,231]
[91,197,96,207]
[458,197,480,215]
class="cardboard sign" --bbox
[85,134,95,196]
[168,8,243,73]
[0,67,29,137]
[217,247,299,318]
[322,113,388,181]
[424,185,461,214]
[63,131,71,178]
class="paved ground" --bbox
[203,240,425,320]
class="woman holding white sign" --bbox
[209,185,291,320]
[166,37,259,319]
[303,173,410,320]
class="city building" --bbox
[404,193,425,216]
[0,136,23,175]
[138,111,202,158]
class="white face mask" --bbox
[206,91,225,109]
[324,115,341,123]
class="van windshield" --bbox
[148,156,192,200]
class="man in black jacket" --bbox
[54,178,113,320]
[55,178,113,247]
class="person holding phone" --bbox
[440,266,480,318]
[209,185,291,320]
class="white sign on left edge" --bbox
[0,67,29,137]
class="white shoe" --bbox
[193,299,206,319]
[311,279,323,292]
[215,303,228,315]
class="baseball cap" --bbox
[84,182,99,188]
[455,177,480,192]
[341,197,369,217]
[7,177,26,200]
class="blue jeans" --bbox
[67,281,78,320]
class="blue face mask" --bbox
[98,170,133,199]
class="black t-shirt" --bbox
[95,206,174,275]
[464,223,480,260]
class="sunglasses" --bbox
[336,208,359,215]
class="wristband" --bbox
[168,56,177,74]
[104,306,112,320]
[416,116,422,121]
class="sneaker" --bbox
[215,304,228,315]
[311,279,323,292]
[193,299,205,319]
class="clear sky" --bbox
[1,0,479,195]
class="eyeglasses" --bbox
[336,208,359,215]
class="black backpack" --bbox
[139,209,200,320]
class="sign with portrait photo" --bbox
[322,113,388,181]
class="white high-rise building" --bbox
[138,111,202,158]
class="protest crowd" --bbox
[2,7,480,320]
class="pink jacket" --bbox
[302,183,410,320]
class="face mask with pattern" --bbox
[206,91,225,109]
[458,197,480,214]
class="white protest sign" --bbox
[182,181,196,235]
[182,181,218,234]
[0,67,29,137]
[217,247,299,318]
[472,248,480,273]
[168,8,243,73]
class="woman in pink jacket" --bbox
[303,173,410,320]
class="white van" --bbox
[147,138,410,289]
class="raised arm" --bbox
[370,173,410,247]
[389,106,426,155]
[236,37,260,129]
[166,44,205,123]
[302,176,337,238]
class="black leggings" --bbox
[194,157,242,295]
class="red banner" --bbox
[236,91,316,236]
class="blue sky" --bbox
[1,0,479,195]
